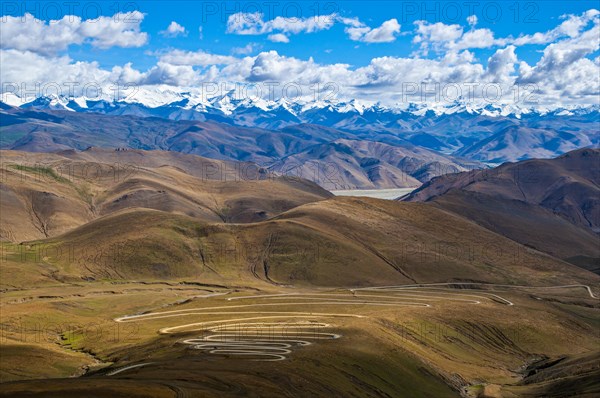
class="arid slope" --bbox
[405,148,600,272]
[0,149,331,242]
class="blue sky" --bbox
[1,1,599,107]
[4,0,598,68]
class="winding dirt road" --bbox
[108,284,596,372]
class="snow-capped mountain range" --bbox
[1,86,598,179]
[3,86,599,130]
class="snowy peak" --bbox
[2,89,599,122]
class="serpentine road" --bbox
[109,284,597,372]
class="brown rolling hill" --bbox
[0,149,332,242]
[22,196,598,287]
[1,148,597,285]
[405,148,600,273]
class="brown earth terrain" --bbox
[0,148,598,397]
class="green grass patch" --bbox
[8,164,70,184]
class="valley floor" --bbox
[1,263,599,397]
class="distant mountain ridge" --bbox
[2,89,598,166]
[4,88,599,121]
[0,106,484,189]
[1,90,599,188]
[268,139,480,189]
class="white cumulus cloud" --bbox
[226,12,336,37]
[0,12,148,55]
[2,9,600,109]
[232,43,261,55]
[160,21,187,37]
[158,50,238,66]
[345,18,401,43]
[485,46,518,83]
[267,33,290,43]
[227,13,400,43]
[513,9,599,45]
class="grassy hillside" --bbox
[11,197,598,287]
